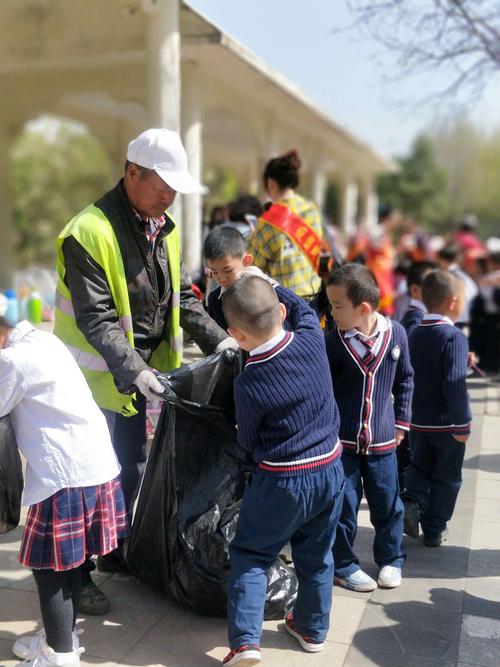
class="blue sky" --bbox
[190,0,500,159]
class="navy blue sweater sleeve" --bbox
[442,332,472,434]
[275,285,322,337]
[393,324,413,430]
[234,380,261,453]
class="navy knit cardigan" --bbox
[325,320,413,455]
[409,319,471,435]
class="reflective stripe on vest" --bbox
[65,344,109,372]
[56,292,133,334]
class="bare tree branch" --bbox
[344,0,500,102]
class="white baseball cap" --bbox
[127,128,203,194]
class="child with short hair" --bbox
[203,226,253,331]
[325,264,413,592]
[0,318,127,667]
[220,274,345,666]
[397,261,436,489]
[203,226,294,334]
[400,261,436,336]
[403,270,471,546]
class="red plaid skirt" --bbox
[19,477,129,571]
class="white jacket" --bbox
[0,321,120,505]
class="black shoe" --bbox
[78,579,110,615]
[423,529,448,547]
[403,501,421,537]
[97,552,128,573]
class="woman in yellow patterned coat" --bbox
[248,150,323,298]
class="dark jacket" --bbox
[400,306,425,338]
[62,180,227,392]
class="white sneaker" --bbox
[13,630,83,661]
[334,569,377,592]
[378,565,402,588]
[15,643,84,667]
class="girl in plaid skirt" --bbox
[0,318,128,667]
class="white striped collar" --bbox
[249,329,287,357]
[423,313,453,326]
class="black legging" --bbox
[32,568,81,653]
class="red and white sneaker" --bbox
[285,612,324,653]
[222,644,261,665]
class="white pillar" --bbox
[144,0,182,225]
[311,168,327,215]
[241,160,259,195]
[359,179,379,231]
[181,63,203,276]
[339,179,358,235]
[0,127,14,289]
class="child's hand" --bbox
[395,429,406,446]
[467,351,477,368]
[453,434,469,443]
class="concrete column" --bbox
[241,160,259,195]
[311,168,327,215]
[339,179,358,236]
[181,63,203,276]
[144,0,182,225]
[359,179,379,231]
[0,126,14,290]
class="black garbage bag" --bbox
[0,416,23,534]
[126,350,298,618]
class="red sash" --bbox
[261,203,321,272]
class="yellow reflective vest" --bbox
[54,204,182,416]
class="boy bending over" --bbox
[221,274,345,666]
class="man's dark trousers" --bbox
[81,393,147,582]
[404,431,466,536]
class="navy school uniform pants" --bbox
[333,451,405,578]
[404,431,466,536]
[227,461,345,648]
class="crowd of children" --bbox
[2,215,479,667]
[199,224,473,665]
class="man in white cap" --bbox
[54,128,237,614]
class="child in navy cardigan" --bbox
[397,261,435,489]
[403,270,471,547]
[220,273,345,666]
[325,264,413,592]
[203,226,253,331]
[400,261,436,336]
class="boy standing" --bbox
[398,261,435,489]
[221,274,345,666]
[325,264,413,592]
[403,270,471,546]
[400,261,436,336]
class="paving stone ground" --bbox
[1,376,499,667]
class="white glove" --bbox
[133,369,165,401]
[237,266,278,285]
[215,336,239,353]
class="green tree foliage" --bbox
[429,117,500,238]
[202,165,240,219]
[377,135,448,230]
[11,121,113,267]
